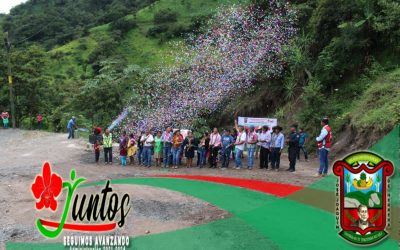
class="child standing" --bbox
[1,112,9,129]
[127,133,137,165]
[120,131,128,166]
[94,139,101,164]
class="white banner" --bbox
[238,117,277,129]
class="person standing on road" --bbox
[137,131,144,165]
[231,128,238,160]
[37,114,43,130]
[270,126,284,171]
[127,133,137,165]
[141,129,154,167]
[162,127,173,168]
[67,116,76,139]
[94,138,101,164]
[119,131,128,167]
[154,131,163,167]
[287,125,299,172]
[234,120,247,169]
[103,128,113,165]
[255,127,262,159]
[316,118,332,177]
[297,128,309,161]
[198,132,209,168]
[183,131,197,168]
[259,125,271,169]
[1,111,9,129]
[221,129,234,169]
[246,125,258,170]
[172,130,183,169]
[209,128,222,168]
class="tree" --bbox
[375,173,381,192]
[73,59,144,127]
[154,9,178,24]
[8,45,51,127]
[110,17,137,36]
[345,173,351,193]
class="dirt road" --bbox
[0,129,321,248]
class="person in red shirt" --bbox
[1,111,9,129]
[37,114,43,130]
[120,131,128,166]
[94,139,101,164]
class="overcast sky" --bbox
[0,0,27,14]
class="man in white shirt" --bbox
[258,125,271,169]
[141,129,154,167]
[234,119,247,169]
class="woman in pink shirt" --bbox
[209,127,221,168]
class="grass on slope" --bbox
[349,68,400,132]
[136,0,247,24]
[48,28,108,80]
[46,0,248,79]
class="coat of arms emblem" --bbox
[333,151,394,245]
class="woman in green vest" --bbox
[103,129,113,165]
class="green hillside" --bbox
[47,0,248,80]
[0,0,399,153]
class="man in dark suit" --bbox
[351,205,375,230]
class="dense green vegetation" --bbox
[285,0,400,138]
[0,0,399,149]
[0,0,245,130]
[213,0,400,145]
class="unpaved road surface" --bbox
[0,129,321,248]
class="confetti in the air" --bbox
[112,1,297,133]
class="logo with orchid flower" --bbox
[31,162,131,238]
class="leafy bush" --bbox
[349,69,400,132]
[154,8,178,24]
[20,117,34,130]
[188,15,211,34]
[111,17,137,35]
[146,25,169,37]
[373,0,400,47]
[171,25,190,37]
[192,118,210,139]
[297,79,326,127]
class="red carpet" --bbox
[151,174,303,197]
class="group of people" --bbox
[0,112,43,130]
[89,118,332,176]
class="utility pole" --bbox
[4,32,16,128]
